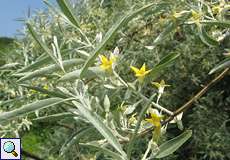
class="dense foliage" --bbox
[0,0,229,159]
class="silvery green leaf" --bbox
[74,80,87,96]
[124,100,142,115]
[80,3,168,77]
[104,95,110,113]
[177,120,184,130]
[33,112,73,122]
[209,58,230,74]
[72,100,127,158]
[113,47,120,55]
[56,0,80,28]
[154,130,192,158]
[58,67,104,82]
[80,141,125,160]
[60,127,94,156]
[145,46,154,50]
[104,84,116,89]
[17,59,84,82]
[56,87,74,96]
[0,63,20,70]
[95,32,103,43]
[75,49,90,58]
[26,23,62,69]
[0,98,64,123]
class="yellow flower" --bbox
[212,5,221,15]
[130,63,151,82]
[152,80,170,103]
[190,10,202,26]
[43,84,49,90]
[128,113,137,126]
[145,113,162,127]
[159,16,166,26]
[145,112,163,142]
[171,11,190,22]
[152,80,170,94]
[99,54,116,72]
[191,10,201,21]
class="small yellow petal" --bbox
[99,54,114,72]
[130,66,140,74]
[160,80,165,85]
[140,63,146,72]
[99,55,108,64]
[100,64,110,70]
[152,82,161,89]
[110,54,117,62]
[153,125,161,142]
[145,118,154,124]
[144,69,151,75]
[135,73,144,77]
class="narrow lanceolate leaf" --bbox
[209,58,230,74]
[104,95,110,113]
[0,63,20,70]
[80,3,168,77]
[0,98,64,123]
[19,84,68,98]
[155,130,192,158]
[26,23,61,68]
[153,21,176,47]
[124,100,142,115]
[60,127,94,156]
[127,94,156,159]
[58,67,104,81]
[80,142,124,160]
[72,101,127,158]
[157,52,180,66]
[16,53,48,73]
[148,52,180,80]
[27,23,52,56]
[201,20,230,28]
[56,0,80,28]
[16,49,73,73]
[17,59,84,82]
[33,112,73,122]
[198,26,219,47]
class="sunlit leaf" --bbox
[59,67,104,81]
[198,26,219,47]
[56,0,80,28]
[17,59,84,82]
[80,3,169,77]
[0,98,64,123]
[72,101,127,158]
[209,58,230,74]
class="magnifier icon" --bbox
[3,141,18,157]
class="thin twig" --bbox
[145,68,229,138]
[163,68,229,125]
[120,68,229,142]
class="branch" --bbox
[135,68,229,139]
[163,68,229,125]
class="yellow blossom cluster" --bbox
[98,49,171,142]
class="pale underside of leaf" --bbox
[72,100,127,158]
[0,98,64,123]
[17,59,84,82]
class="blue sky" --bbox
[0,0,52,37]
